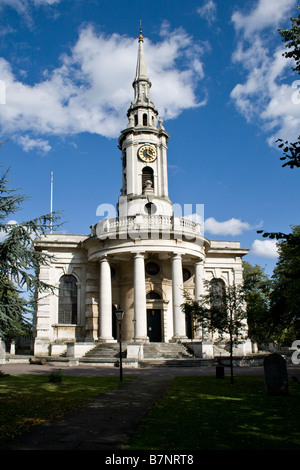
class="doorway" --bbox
[147,309,162,342]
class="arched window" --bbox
[143,113,148,126]
[146,291,162,300]
[183,268,192,282]
[134,114,138,126]
[58,275,78,324]
[142,166,154,190]
[210,278,225,309]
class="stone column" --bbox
[172,253,186,339]
[194,258,205,340]
[99,256,113,342]
[134,252,148,342]
[194,259,204,300]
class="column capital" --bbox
[99,254,110,263]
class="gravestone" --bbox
[263,353,288,396]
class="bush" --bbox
[48,369,62,383]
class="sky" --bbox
[0,0,299,278]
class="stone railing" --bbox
[92,214,202,241]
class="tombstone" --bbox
[263,353,288,396]
[0,339,6,364]
[216,365,224,379]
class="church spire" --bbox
[118,27,172,218]
[135,23,148,81]
[127,25,158,125]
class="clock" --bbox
[138,144,157,163]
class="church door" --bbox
[185,310,193,339]
[112,305,117,340]
[147,309,162,342]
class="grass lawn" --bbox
[0,372,127,446]
[128,376,300,451]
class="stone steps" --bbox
[139,358,216,368]
[143,342,193,359]
[83,341,193,361]
[84,342,125,359]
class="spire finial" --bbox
[139,20,143,41]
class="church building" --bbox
[33,29,252,359]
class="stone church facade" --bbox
[33,30,252,358]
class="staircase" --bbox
[80,342,125,365]
[143,342,193,359]
[78,341,215,367]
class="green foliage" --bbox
[182,282,247,345]
[279,5,300,74]
[242,262,273,343]
[182,282,247,383]
[270,225,300,344]
[0,158,61,338]
[48,369,63,383]
[276,137,300,169]
[276,6,300,169]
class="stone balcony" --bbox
[92,214,203,242]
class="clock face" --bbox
[138,144,157,163]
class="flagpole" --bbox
[50,171,53,234]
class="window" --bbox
[183,268,192,282]
[145,262,160,276]
[142,166,154,190]
[58,275,78,324]
[145,202,157,215]
[146,291,162,300]
[134,114,138,126]
[143,113,147,126]
[210,278,225,308]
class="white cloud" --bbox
[250,239,279,258]
[197,0,217,24]
[204,217,252,236]
[18,135,51,153]
[0,0,61,10]
[230,0,300,144]
[232,0,296,38]
[0,25,206,145]
[0,0,61,26]
[33,0,60,4]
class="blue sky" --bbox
[0,0,299,277]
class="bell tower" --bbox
[118,27,173,218]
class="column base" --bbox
[171,335,188,342]
[135,336,149,343]
[98,337,117,343]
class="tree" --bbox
[279,5,300,74]
[269,225,300,345]
[182,281,247,384]
[0,162,60,339]
[242,262,273,344]
[257,8,300,244]
[277,6,300,169]
[276,137,300,169]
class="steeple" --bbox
[135,24,148,81]
[118,28,172,218]
[127,25,158,124]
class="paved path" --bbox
[0,374,172,450]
